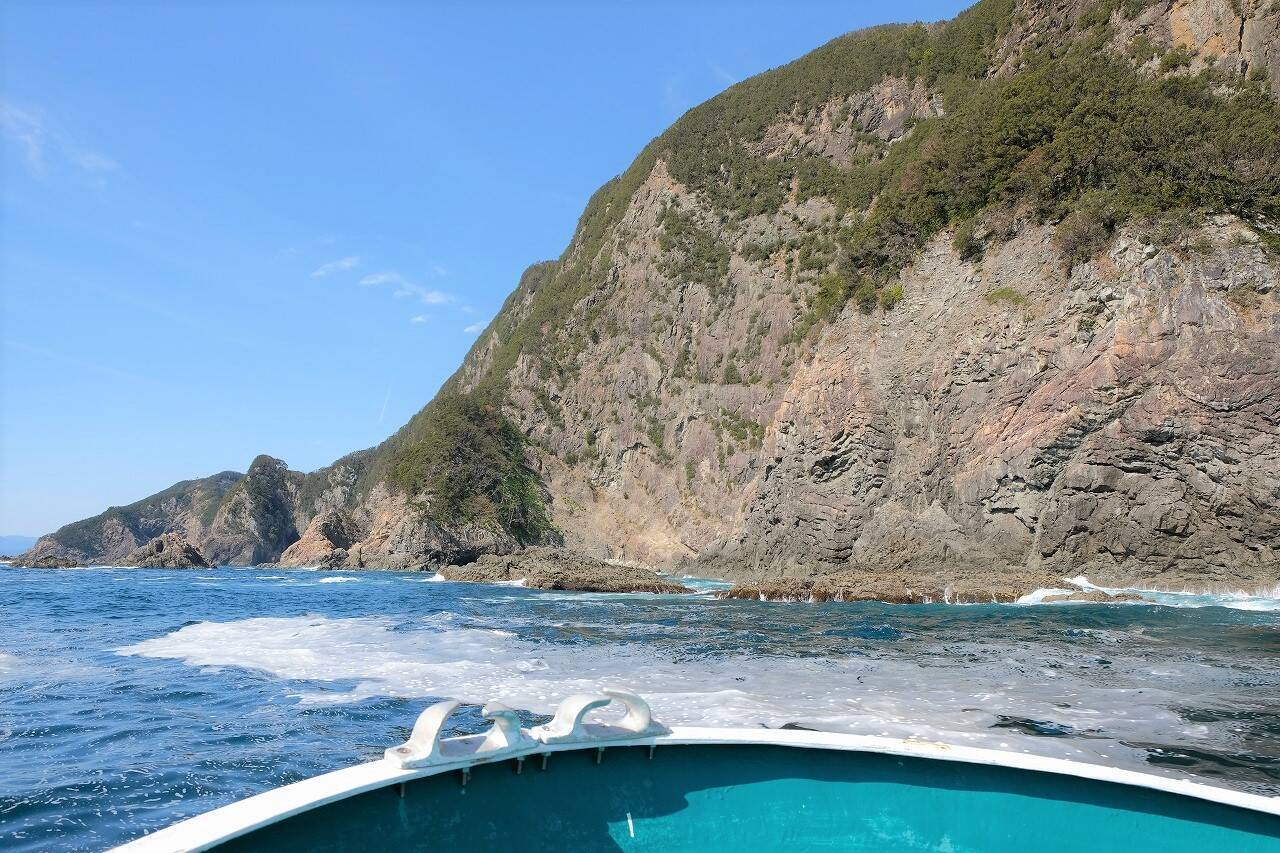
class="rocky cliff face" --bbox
[21,471,241,565]
[701,218,1279,592]
[201,455,304,565]
[24,0,1280,595]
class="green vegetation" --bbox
[380,391,553,544]
[879,282,905,310]
[44,471,242,557]
[985,287,1031,307]
[360,0,1280,535]
[657,205,731,296]
[952,218,983,261]
[713,409,766,448]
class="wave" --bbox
[113,613,1275,786]
[317,576,359,584]
[1018,576,1280,611]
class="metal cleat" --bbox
[602,688,669,737]
[530,689,668,744]
[529,693,611,744]
[385,700,464,768]
[476,702,536,757]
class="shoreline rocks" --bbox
[9,554,85,569]
[119,534,212,568]
[1039,590,1144,603]
[714,566,1063,604]
[437,547,690,594]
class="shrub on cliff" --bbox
[382,392,552,544]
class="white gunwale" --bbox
[114,726,1280,853]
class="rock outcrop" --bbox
[201,456,304,565]
[716,565,1061,604]
[438,548,691,594]
[20,0,1280,599]
[11,554,84,569]
[119,534,212,568]
[1040,590,1145,603]
[699,219,1280,594]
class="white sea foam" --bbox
[115,613,1270,781]
[317,576,359,584]
[1018,576,1280,610]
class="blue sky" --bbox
[0,0,968,535]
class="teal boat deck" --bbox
[220,743,1279,852]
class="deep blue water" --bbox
[0,567,1277,851]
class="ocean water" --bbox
[0,567,1277,851]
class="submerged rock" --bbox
[717,567,1062,604]
[438,547,690,594]
[1041,590,1144,603]
[120,534,212,569]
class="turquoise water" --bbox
[223,745,1280,852]
[0,567,1277,850]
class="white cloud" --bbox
[359,272,400,286]
[0,100,118,178]
[410,315,428,324]
[361,270,453,305]
[409,287,451,304]
[464,322,485,334]
[311,256,360,278]
[708,62,738,86]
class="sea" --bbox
[0,566,1277,851]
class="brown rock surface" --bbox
[438,548,690,594]
[1041,590,1145,603]
[717,566,1061,604]
[120,534,212,568]
[11,554,85,568]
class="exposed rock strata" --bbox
[19,0,1280,600]
[699,218,1280,595]
[437,548,691,594]
[120,534,211,568]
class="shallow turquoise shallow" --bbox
[223,744,1280,852]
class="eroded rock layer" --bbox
[20,0,1280,598]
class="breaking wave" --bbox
[1018,576,1280,611]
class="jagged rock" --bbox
[276,510,360,568]
[201,455,304,565]
[438,548,690,594]
[120,534,211,568]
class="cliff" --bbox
[24,0,1280,595]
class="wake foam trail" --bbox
[116,614,1274,788]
